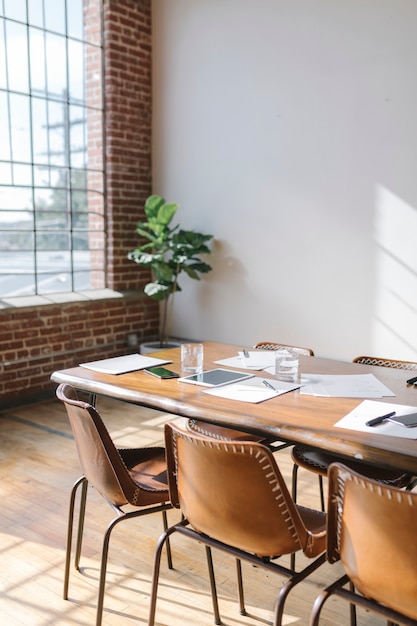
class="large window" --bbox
[0,0,104,298]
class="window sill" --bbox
[0,289,127,310]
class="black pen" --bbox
[242,349,249,358]
[365,411,396,427]
[406,376,417,386]
[262,379,276,391]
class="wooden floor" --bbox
[0,395,388,626]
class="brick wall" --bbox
[0,0,158,408]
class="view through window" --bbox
[0,0,104,298]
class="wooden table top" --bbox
[51,341,417,474]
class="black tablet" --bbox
[178,368,254,387]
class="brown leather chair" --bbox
[310,462,417,626]
[187,340,314,448]
[148,422,327,626]
[56,383,173,626]
[291,356,417,511]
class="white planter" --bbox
[140,340,182,355]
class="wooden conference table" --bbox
[50,341,417,475]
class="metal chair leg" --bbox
[205,546,221,625]
[75,478,88,570]
[236,558,246,615]
[64,476,87,599]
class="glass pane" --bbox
[72,190,87,214]
[69,104,86,168]
[71,168,87,189]
[72,230,88,250]
[0,161,12,185]
[12,163,32,186]
[44,0,65,35]
[0,185,33,210]
[47,99,66,166]
[36,231,70,251]
[37,271,72,294]
[88,270,105,290]
[36,210,69,229]
[85,42,102,104]
[3,0,26,21]
[32,98,49,164]
[86,108,102,169]
[74,270,93,290]
[0,18,7,89]
[83,0,101,45]
[67,0,83,40]
[29,28,46,94]
[33,166,68,189]
[28,0,44,28]
[0,271,36,296]
[45,31,67,98]
[9,93,31,162]
[0,231,34,250]
[6,21,29,93]
[68,38,84,102]
[0,211,33,229]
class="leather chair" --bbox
[310,462,417,626]
[56,383,173,626]
[291,356,417,511]
[149,422,327,626]
[187,340,314,447]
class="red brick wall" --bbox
[0,0,158,408]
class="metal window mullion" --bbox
[64,0,74,291]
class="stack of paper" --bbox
[80,353,171,374]
[203,377,301,404]
[299,373,394,398]
[335,400,417,439]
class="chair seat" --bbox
[291,445,412,488]
[119,447,168,493]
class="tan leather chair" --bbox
[56,383,173,626]
[149,422,326,626]
[187,340,314,447]
[291,355,417,511]
[310,462,417,626]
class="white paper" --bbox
[299,373,395,398]
[80,353,171,374]
[335,399,417,439]
[203,377,301,404]
[215,351,276,371]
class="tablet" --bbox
[178,368,255,387]
[387,412,417,428]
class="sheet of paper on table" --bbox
[335,399,417,439]
[299,373,395,398]
[203,377,301,403]
[215,351,276,371]
[80,353,171,374]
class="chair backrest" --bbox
[327,463,417,621]
[165,422,325,559]
[353,355,417,370]
[56,383,148,507]
[254,341,314,356]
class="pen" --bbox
[406,376,417,386]
[242,349,249,358]
[262,379,276,391]
[365,411,396,427]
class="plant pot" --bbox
[140,340,182,355]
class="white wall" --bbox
[152,0,417,361]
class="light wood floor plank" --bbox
[0,396,388,625]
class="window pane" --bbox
[47,99,66,166]
[28,0,44,28]
[68,38,84,102]
[29,28,46,94]
[0,185,33,210]
[44,0,65,35]
[32,98,49,164]
[13,163,32,186]
[67,0,83,40]
[3,0,26,22]
[6,21,29,93]
[10,93,31,162]
[0,19,7,89]
[45,31,67,98]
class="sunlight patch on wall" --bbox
[373,186,417,359]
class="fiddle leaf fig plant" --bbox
[127,194,213,346]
